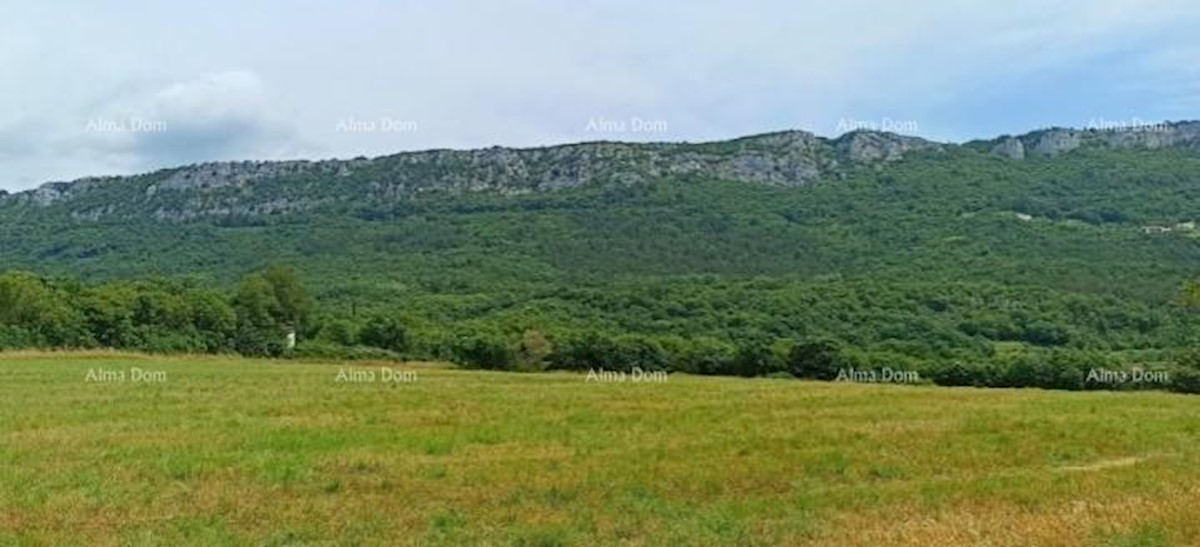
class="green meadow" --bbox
[2,352,1199,546]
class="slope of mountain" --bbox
[3,121,1197,222]
[3,122,1200,372]
[0,129,948,221]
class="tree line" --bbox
[3,268,1199,394]
[0,267,305,356]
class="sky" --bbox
[1,0,1198,191]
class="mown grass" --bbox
[1,351,1199,546]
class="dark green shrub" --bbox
[453,334,515,370]
[788,339,844,380]
[318,318,359,346]
[360,315,409,353]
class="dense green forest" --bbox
[4,139,1200,392]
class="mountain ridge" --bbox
[2,121,1198,222]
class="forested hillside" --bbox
[3,124,1200,391]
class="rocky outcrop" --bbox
[1094,121,1200,150]
[3,121,1198,221]
[834,131,943,162]
[0,128,925,218]
[983,121,1200,159]
[152,159,361,193]
[1027,129,1083,157]
[2,176,126,207]
[989,137,1026,160]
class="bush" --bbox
[671,337,737,375]
[453,334,515,370]
[1169,367,1200,394]
[549,331,618,371]
[614,335,670,372]
[317,318,359,346]
[788,339,844,380]
[137,331,208,354]
[1175,349,1200,371]
[927,360,995,387]
[0,325,35,350]
[293,340,402,361]
[731,341,786,377]
[360,315,409,353]
[234,324,286,358]
[992,350,1101,390]
[515,330,553,372]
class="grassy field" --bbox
[2,352,1199,546]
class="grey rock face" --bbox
[989,137,1026,160]
[1003,121,1200,159]
[1028,129,1083,157]
[834,131,942,162]
[1,129,878,218]
[4,122,1198,221]
[30,183,69,206]
[1090,121,1200,150]
[3,176,122,206]
[156,160,352,192]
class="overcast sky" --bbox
[1,0,1197,191]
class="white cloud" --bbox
[0,69,311,188]
[75,70,308,165]
[1,0,1199,190]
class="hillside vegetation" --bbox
[3,126,1200,389]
